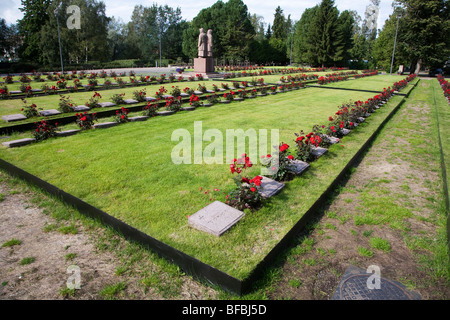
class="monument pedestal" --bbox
[194,57,215,74]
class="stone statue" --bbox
[207,29,213,57]
[198,28,208,58]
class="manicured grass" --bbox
[0,75,415,280]
[0,71,327,127]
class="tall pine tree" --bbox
[308,0,341,68]
[17,0,51,63]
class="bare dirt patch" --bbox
[0,176,217,300]
[270,95,450,300]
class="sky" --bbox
[1,0,394,30]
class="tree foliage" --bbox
[182,0,255,62]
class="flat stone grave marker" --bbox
[312,146,328,158]
[9,90,22,95]
[94,122,118,129]
[287,160,310,175]
[55,129,81,137]
[30,89,41,92]
[323,135,340,144]
[365,113,371,117]
[181,107,195,111]
[156,110,175,116]
[188,201,245,236]
[357,117,365,123]
[331,265,421,300]
[194,91,204,95]
[144,97,157,102]
[39,109,61,117]
[2,114,27,122]
[73,105,90,112]
[2,138,35,148]
[129,116,149,122]
[180,93,189,98]
[342,128,351,135]
[98,102,116,108]
[123,99,138,104]
[259,176,285,198]
[162,95,174,99]
[206,90,215,93]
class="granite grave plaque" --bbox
[39,109,61,117]
[312,146,328,158]
[73,105,90,112]
[287,160,310,175]
[98,102,116,108]
[188,201,245,236]
[2,138,36,148]
[2,114,27,122]
[94,122,118,129]
[259,176,285,198]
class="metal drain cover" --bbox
[332,266,421,300]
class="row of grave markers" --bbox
[187,100,392,237]
[0,83,309,148]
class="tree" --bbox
[335,10,356,66]
[292,6,318,65]
[127,4,185,64]
[372,9,408,72]
[272,6,287,41]
[307,0,341,67]
[182,0,255,62]
[17,0,51,63]
[38,0,110,66]
[0,19,20,61]
[249,14,266,41]
[395,0,450,73]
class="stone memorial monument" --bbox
[194,28,215,74]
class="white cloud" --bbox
[0,0,23,25]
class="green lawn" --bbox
[0,74,416,279]
[0,70,361,126]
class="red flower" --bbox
[279,143,289,152]
[287,155,294,160]
[250,187,256,192]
